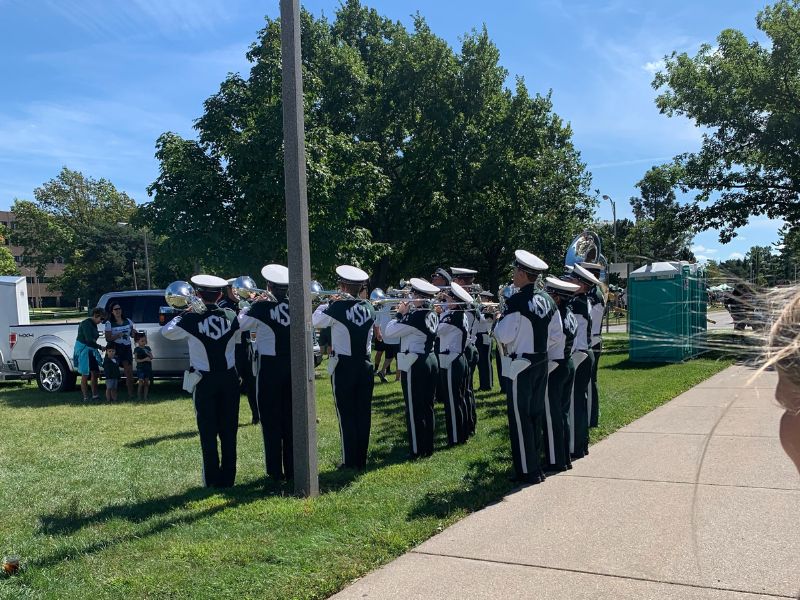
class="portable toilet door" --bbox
[629,262,686,362]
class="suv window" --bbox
[103,295,164,325]
[103,297,137,324]
[137,296,167,324]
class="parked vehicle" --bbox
[11,291,190,393]
[7,288,322,393]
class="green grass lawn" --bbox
[0,336,735,599]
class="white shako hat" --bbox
[191,274,229,291]
[571,264,601,286]
[448,281,474,304]
[336,264,369,285]
[450,267,478,276]
[409,277,440,298]
[513,250,548,274]
[261,264,289,286]
[580,261,603,274]
[226,277,236,286]
[544,276,580,296]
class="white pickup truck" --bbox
[4,284,322,393]
[9,290,191,393]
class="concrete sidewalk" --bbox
[333,365,800,599]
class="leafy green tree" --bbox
[0,226,18,276]
[11,167,144,298]
[141,1,593,292]
[651,0,800,241]
[593,168,694,269]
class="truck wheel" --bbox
[36,356,73,393]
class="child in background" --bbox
[103,346,121,402]
[134,333,154,401]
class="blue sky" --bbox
[0,0,782,263]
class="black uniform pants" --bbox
[401,353,439,458]
[495,346,507,394]
[570,350,594,459]
[436,353,468,445]
[476,333,494,391]
[544,358,575,469]
[257,354,293,480]
[589,340,602,428]
[193,368,240,487]
[463,343,479,435]
[504,353,548,482]
[332,355,374,469]
[236,339,258,422]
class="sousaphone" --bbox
[564,231,609,296]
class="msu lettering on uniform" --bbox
[345,303,371,327]
[528,295,550,318]
[270,303,290,326]
[198,315,232,340]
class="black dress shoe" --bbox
[544,465,568,474]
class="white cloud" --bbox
[691,244,718,254]
[728,252,744,260]
[42,0,236,39]
[642,59,665,73]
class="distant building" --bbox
[0,210,66,307]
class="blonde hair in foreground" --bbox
[764,288,800,413]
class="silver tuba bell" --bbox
[164,281,206,314]
[564,231,608,285]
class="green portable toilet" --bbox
[628,261,707,362]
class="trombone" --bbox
[310,280,355,303]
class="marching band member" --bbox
[543,276,580,472]
[161,274,242,488]
[493,251,559,484]
[566,264,601,460]
[581,261,606,429]
[436,282,473,446]
[384,278,441,459]
[221,281,259,425]
[476,290,495,391]
[312,265,375,470]
[452,267,482,436]
[236,265,293,481]
[430,267,452,289]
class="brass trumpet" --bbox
[231,275,277,303]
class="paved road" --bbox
[333,365,798,599]
[606,310,733,334]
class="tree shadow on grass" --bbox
[32,480,279,570]
[407,449,516,521]
[123,429,198,448]
[37,480,275,538]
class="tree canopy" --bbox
[140,0,594,292]
[10,167,150,304]
[651,0,800,242]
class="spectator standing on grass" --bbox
[134,333,153,401]
[74,307,105,402]
[103,346,121,402]
[104,303,136,400]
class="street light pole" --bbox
[117,222,151,289]
[143,229,151,289]
[602,194,618,264]
[281,0,319,498]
